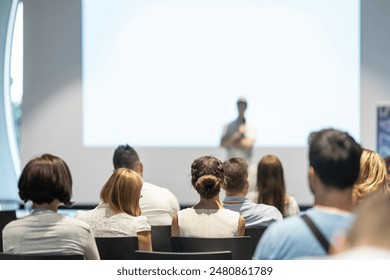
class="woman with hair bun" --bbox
[171,156,245,237]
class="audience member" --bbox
[75,168,152,251]
[331,191,390,259]
[171,155,245,237]
[254,128,362,260]
[353,149,390,204]
[113,144,180,226]
[222,157,282,228]
[2,154,100,259]
[247,154,300,217]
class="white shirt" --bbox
[75,203,151,237]
[177,208,240,237]
[140,181,180,226]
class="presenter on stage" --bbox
[220,97,257,165]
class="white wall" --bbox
[20,0,390,207]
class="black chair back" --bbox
[171,236,252,260]
[244,226,268,256]
[95,237,138,260]
[151,225,172,252]
[0,210,17,252]
[134,250,232,260]
[0,252,84,260]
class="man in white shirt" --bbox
[113,144,180,225]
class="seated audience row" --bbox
[3,127,390,260]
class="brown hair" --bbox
[353,149,390,203]
[191,156,225,199]
[223,157,248,193]
[256,154,286,216]
[18,154,73,207]
[100,168,143,216]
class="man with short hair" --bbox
[222,157,282,228]
[113,144,180,226]
[254,128,362,260]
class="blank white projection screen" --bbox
[82,0,360,147]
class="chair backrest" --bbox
[151,225,172,252]
[134,250,232,260]
[0,210,17,252]
[95,237,138,260]
[244,226,268,256]
[0,252,84,260]
[171,236,252,260]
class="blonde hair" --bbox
[353,149,390,203]
[100,168,143,216]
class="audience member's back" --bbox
[2,154,100,259]
[171,156,245,237]
[112,144,180,225]
[332,191,390,259]
[248,154,300,217]
[222,157,282,228]
[254,128,362,260]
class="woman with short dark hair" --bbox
[2,154,100,259]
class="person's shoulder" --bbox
[143,181,178,197]
[254,203,283,218]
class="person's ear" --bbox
[244,179,250,193]
[308,166,317,195]
[138,162,144,177]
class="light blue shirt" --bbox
[223,196,282,228]
[254,208,355,260]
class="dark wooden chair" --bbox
[0,252,84,260]
[0,210,17,252]
[171,236,252,260]
[151,225,172,252]
[95,236,138,260]
[244,226,268,257]
[134,250,232,260]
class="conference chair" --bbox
[95,236,138,260]
[151,225,172,252]
[0,252,84,260]
[134,250,232,260]
[244,226,268,256]
[0,210,17,252]
[171,236,252,260]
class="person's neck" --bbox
[225,190,246,198]
[313,188,353,213]
[32,201,60,212]
[194,196,223,209]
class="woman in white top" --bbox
[76,168,152,251]
[171,156,245,237]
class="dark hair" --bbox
[308,128,362,190]
[191,156,225,199]
[256,155,286,216]
[223,157,248,193]
[113,144,140,170]
[18,154,73,206]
